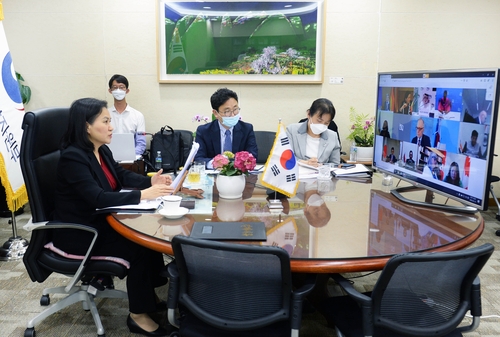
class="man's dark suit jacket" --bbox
[53,144,151,254]
[194,120,258,165]
[411,134,432,149]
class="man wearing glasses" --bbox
[107,74,146,155]
[194,88,258,168]
[411,118,431,170]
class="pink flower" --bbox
[234,151,256,172]
[213,154,229,169]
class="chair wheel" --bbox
[24,327,36,337]
[40,294,50,306]
[169,332,180,337]
[97,334,105,337]
[496,229,500,236]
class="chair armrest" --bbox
[33,222,99,292]
[332,273,374,337]
[331,273,372,306]
[290,273,317,331]
[166,261,180,328]
[166,262,179,309]
[470,276,482,317]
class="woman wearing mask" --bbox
[286,98,341,167]
[53,98,173,336]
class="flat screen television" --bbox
[373,69,500,212]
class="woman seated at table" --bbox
[286,98,341,167]
[52,98,173,337]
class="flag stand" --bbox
[267,191,283,210]
[0,211,29,261]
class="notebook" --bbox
[106,133,136,163]
[190,221,267,241]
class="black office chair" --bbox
[254,130,275,164]
[319,243,494,337]
[166,235,316,337]
[20,107,128,337]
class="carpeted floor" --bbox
[1,205,499,337]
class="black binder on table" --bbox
[190,222,267,241]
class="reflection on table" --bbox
[108,174,483,273]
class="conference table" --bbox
[107,173,484,274]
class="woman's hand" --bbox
[140,184,174,200]
[301,158,320,167]
[151,169,172,186]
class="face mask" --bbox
[111,89,126,101]
[307,194,325,207]
[309,121,328,135]
[222,115,239,128]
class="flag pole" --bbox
[267,118,284,210]
[0,7,30,260]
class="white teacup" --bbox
[162,195,182,212]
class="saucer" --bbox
[159,207,189,219]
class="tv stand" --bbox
[390,186,478,214]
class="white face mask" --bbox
[309,121,328,135]
[111,89,126,101]
[307,193,325,207]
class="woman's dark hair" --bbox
[61,98,108,151]
[307,98,335,120]
[445,161,461,186]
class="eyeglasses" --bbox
[111,85,127,91]
[218,107,240,117]
[416,127,424,131]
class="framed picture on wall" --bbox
[156,0,325,83]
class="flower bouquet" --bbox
[213,151,257,176]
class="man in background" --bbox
[460,130,484,159]
[108,74,146,155]
[438,90,452,115]
[405,150,415,169]
[386,147,397,164]
[195,87,258,168]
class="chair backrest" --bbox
[254,130,275,164]
[371,243,494,336]
[20,107,69,222]
[171,235,292,331]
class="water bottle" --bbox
[155,151,162,170]
[350,144,357,162]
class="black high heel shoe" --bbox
[127,314,168,337]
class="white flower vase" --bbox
[215,198,245,221]
[355,146,374,162]
[216,174,246,199]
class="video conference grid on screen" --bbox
[373,70,499,208]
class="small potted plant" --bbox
[213,151,256,199]
[346,107,375,161]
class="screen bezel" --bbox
[372,68,500,211]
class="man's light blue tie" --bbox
[223,129,232,152]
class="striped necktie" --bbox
[223,129,232,152]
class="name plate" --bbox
[190,222,266,241]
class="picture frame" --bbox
[156,0,325,83]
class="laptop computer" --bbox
[106,133,136,163]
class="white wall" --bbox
[4,0,500,174]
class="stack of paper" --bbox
[331,164,372,178]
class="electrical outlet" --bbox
[329,76,344,84]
